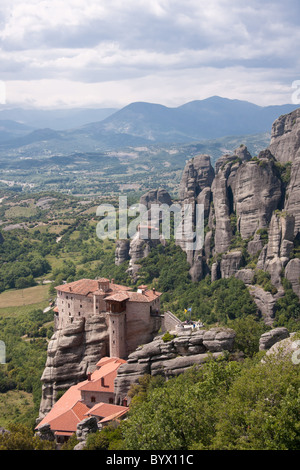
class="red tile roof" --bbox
[85,402,128,419]
[55,278,161,304]
[47,400,89,434]
[36,357,126,434]
[79,357,125,393]
[36,383,89,433]
[99,409,128,424]
[105,292,130,302]
[55,278,132,296]
[127,289,162,303]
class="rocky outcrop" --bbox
[115,239,130,266]
[139,188,172,209]
[178,154,215,201]
[35,423,55,442]
[285,258,300,299]
[127,232,160,279]
[284,151,300,234]
[263,333,299,361]
[235,268,255,285]
[232,151,282,239]
[269,108,300,164]
[220,251,244,278]
[211,164,232,254]
[116,188,171,279]
[38,316,109,420]
[269,108,300,234]
[74,417,98,450]
[175,155,214,281]
[114,327,235,404]
[257,212,295,289]
[259,327,290,351]
[248,286,277,326]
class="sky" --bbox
[0,0,300,109]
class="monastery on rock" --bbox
[54,277,162,359]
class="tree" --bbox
[0,424,55,450]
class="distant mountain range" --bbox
[95,96,299,142]
[0,96,298,156]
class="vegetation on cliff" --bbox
[83,354,300,451]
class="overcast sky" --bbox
[0,0,299,109]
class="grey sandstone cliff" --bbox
[256,212,295,289]
[38,315,109,420]
[269,108,300,164]
[116,188,171,279]
[285,258,300,299]
[114,327,235,404]
[232,151,282,240]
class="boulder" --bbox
[235,268,254,285]
[74,416,98,449]
[35,423,55,442]
[263,333,299,361]
[202,327,236,352]
[249,286,277,326]
[259,327,290,351]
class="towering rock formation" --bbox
[176,154,215,281]
[270,108,300,233]
[257,212,295,289]
[39,316,109,419]
[113,107,300,322]
[269,108,300,164]
[232,150,282,239]
[125,188,170,279]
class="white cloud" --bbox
[0,0,299,108]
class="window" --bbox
[91,396,96,403]
[109,398,113,404]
